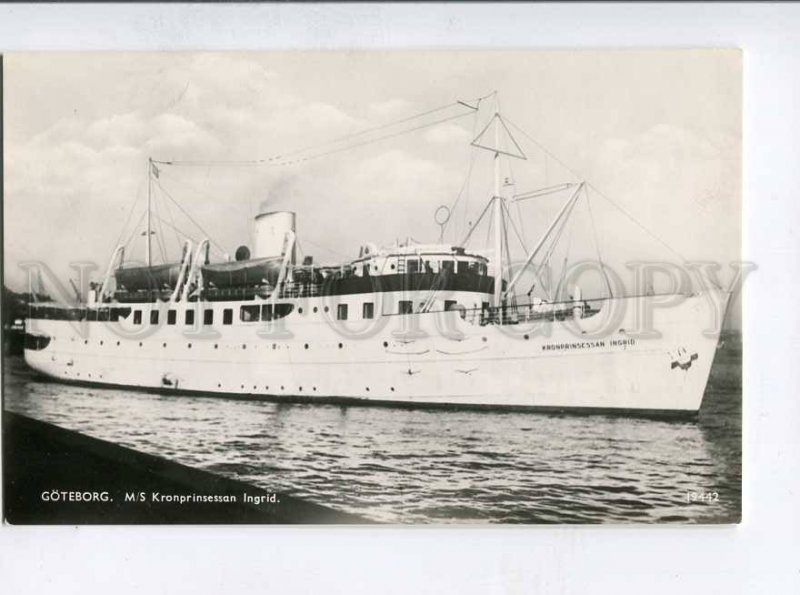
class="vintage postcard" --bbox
[2,50,742,524]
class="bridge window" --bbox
[167,310,176,325]
[407,260,420,274]
[399,300,413,315]
[445,300,457,312]
[110,307,131,322]
[363,302,374,319]
[203,309,213,325]
[337,304,348,321]
[240,305,259,322]
[274,304,293,319]
[262,304,294,321]
[223,309,233,325]
[441,261,454,274]
[133,310,142,325]
[150,310,159,325]
[458,261,470,275]
[185,310,195,325]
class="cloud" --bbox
[423,122,471,145]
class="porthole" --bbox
[298,307,304,314]
[217,383,222,388]
[482,337,487,342]
[214,344,218,349]
[241,384,245,389]
[100,340,104,346]
[84,340,88,345]
[280,385,284,390]
[313,307,318,313]
[382,341,388,348]
[304,343,309,349]
[324,306,330,313]
[366,387,370,392]
[524,334,529,340]
[390,264,396,270]
[138,342,143,347]
[338,343,343,349]
[313,387,317,391]
[188,343,192,349]
[272,344,277,350]
[299,386,303,391]
[242,344,247,349]
[390,387,395,392]
[163,342,167,348]
[116,341,120,346]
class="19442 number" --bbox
[686,491,719,503]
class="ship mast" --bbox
[492,104,504,309]
[146,157,153,267]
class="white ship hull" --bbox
[24,290,727,417]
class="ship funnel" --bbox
[253,210,296,263]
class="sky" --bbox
[3,50,741,308]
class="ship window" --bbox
[185,310,195,325]
[223,309,233,325]
[337,304,348,321]
[261,304,273,321]
[150,310,159,325]
[457,261,469,275]
[445,300,457,312]
[407,259,419,274]
[203,309,213,325]
[98,308,110,322]
[399,300,413,315]
[167,310,176,325]
[110,307,131,322]
[441,261,454,274]
[363,302,374,319]
[363,264,370,277]
[240,305,259,322]
[274,304,294,319]
[133,310,142,325]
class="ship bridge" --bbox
[347,243,489,279]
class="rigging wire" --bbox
[585,187,614,298]
[150,184,168,264]
[152,214,201,247]
[441,100,484,242]
[153,178,228,257]
[110,178,145,253]
[500,198,529,254]
[153,98,487,169]
[122,210,147,254]
[504,116,688,263]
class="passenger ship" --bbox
[23,98,728,416]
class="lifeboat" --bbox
[114,263,182,291]
[201,256,283,288]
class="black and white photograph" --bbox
[3,49,743,525]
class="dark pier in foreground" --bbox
[3,412,368,524]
